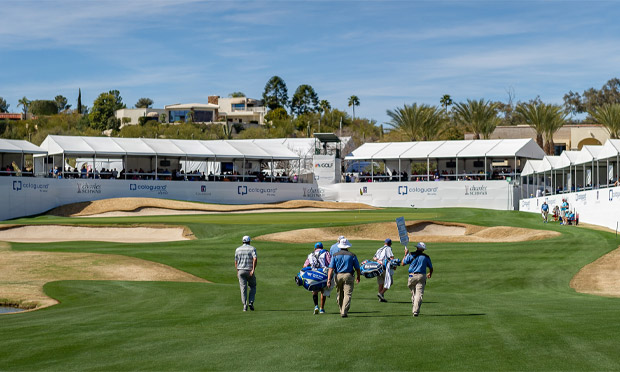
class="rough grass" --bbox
[0,208,619,371]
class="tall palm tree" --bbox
[386,103,447,141]
[516,102,566,154]
[440,94,453,114]
[589,103,620,139]
[348,95,360,119]
[453,99,500,139]
[17,96,31,116]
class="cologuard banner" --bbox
[320,180,514,210]
[519,186,620,231]
[1,178,323,221]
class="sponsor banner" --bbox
[1,178,322,221]
[519,186,620,231]
[313,155,336,185]
[320,181,513,210]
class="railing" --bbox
[229,107,266,113]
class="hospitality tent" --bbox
[36,135,301,181]
[0,139,46,175]
[345,138,544,181]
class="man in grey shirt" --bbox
[235,235,257,311]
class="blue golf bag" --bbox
[295,267,329,292]
[360,260,384,278]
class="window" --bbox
[169,110,189,123]
[554,144,566,155]
[232,103,245,111]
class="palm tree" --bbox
[453,99,500,139]
[589,103,620,139]
[440,94,453,114]
[386,103,447,141]
[348,95,360,119]
[17,96,31,117]
[516,102,566,154]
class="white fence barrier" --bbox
[320,181,515,210]
[519,187,620,231]
[1,178,322,221]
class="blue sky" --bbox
[2,0,620,124]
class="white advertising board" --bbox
[320,181,514,210]
[1,178,323,221]
[312,155,337,185]
[519,186,620,231]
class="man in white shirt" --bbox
[373,238,395,302]
[235,235,257,312]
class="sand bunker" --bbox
[256,220,560,244]
[0,225,192,243]
[47,198,377,218]
[0,242,207,311]
[570,246,620,297]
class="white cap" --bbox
[242,235,251,243]
[416,242,426,250]
[337,238,352,249]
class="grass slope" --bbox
[1,208,619,371]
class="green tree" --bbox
[228,92,246,98]
[563,78,620,119]
[589,103,620,139]
[135,98,154,108]
[440,94,453,114]
[77,89,83,114]
[319,99,331,113]
[18,96,31,116]
[265,107,289,122]
[290,84,319,116]
[29,100,59,115]
[89,90,126,131]
[0,97,9,113]
[262,76,289,111]
[516,101,566,154]
[54,95,69,113]
[348,95,360,119]
[386,103,447,141]
[453,99,500,139]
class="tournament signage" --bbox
[396,216,409,247]
[313,155,337,186]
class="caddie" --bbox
[327,238,361,318]
[373,238,395,302]
[401,242,433,317]
[303,242,332,314]
[235,235,257,312]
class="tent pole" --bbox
[62,153,65,178]
[155,155,158,180]
[607,159,610,187]
[242,156,246,183]
[426,157,429,181]
[398,157,401,182]
[456,157,458,181]
[484,156,487,180]
[371,157,374,182]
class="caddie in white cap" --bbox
[401,241,433,317]
[235,235,257,311]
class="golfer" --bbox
[373,238,395,302]
[303,242,331,314]
[235,235,257,312]
[327,238,361,318]
[541,201,549,223]
[401,242,433,317]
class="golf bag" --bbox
[360,260,384,278]
[386,258,401,270]
[295,267,328,292]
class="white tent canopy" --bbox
[37,135,301,160]
[0,139,46,154]
[346,138,545,161]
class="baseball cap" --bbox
[384,238,392,245]
[337,238,352,249]
[416,242,426,250]
[242,235,251,243]
[315,242,323,249]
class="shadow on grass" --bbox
[425,313,486,317]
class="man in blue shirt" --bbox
[541,201,549,223]
[327,238,361,318]
[401,242,433,317]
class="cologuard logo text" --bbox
[398,185,438,195]
[12,180,50,192]
[129,184,168,195]
[465,185,488,196]
[238,186,277,197]
[77,183,101,194]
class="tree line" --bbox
[2,77,620,155]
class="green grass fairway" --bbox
[1,208,619,371]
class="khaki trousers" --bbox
[336,273,355,316]
[407,274,426,315]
